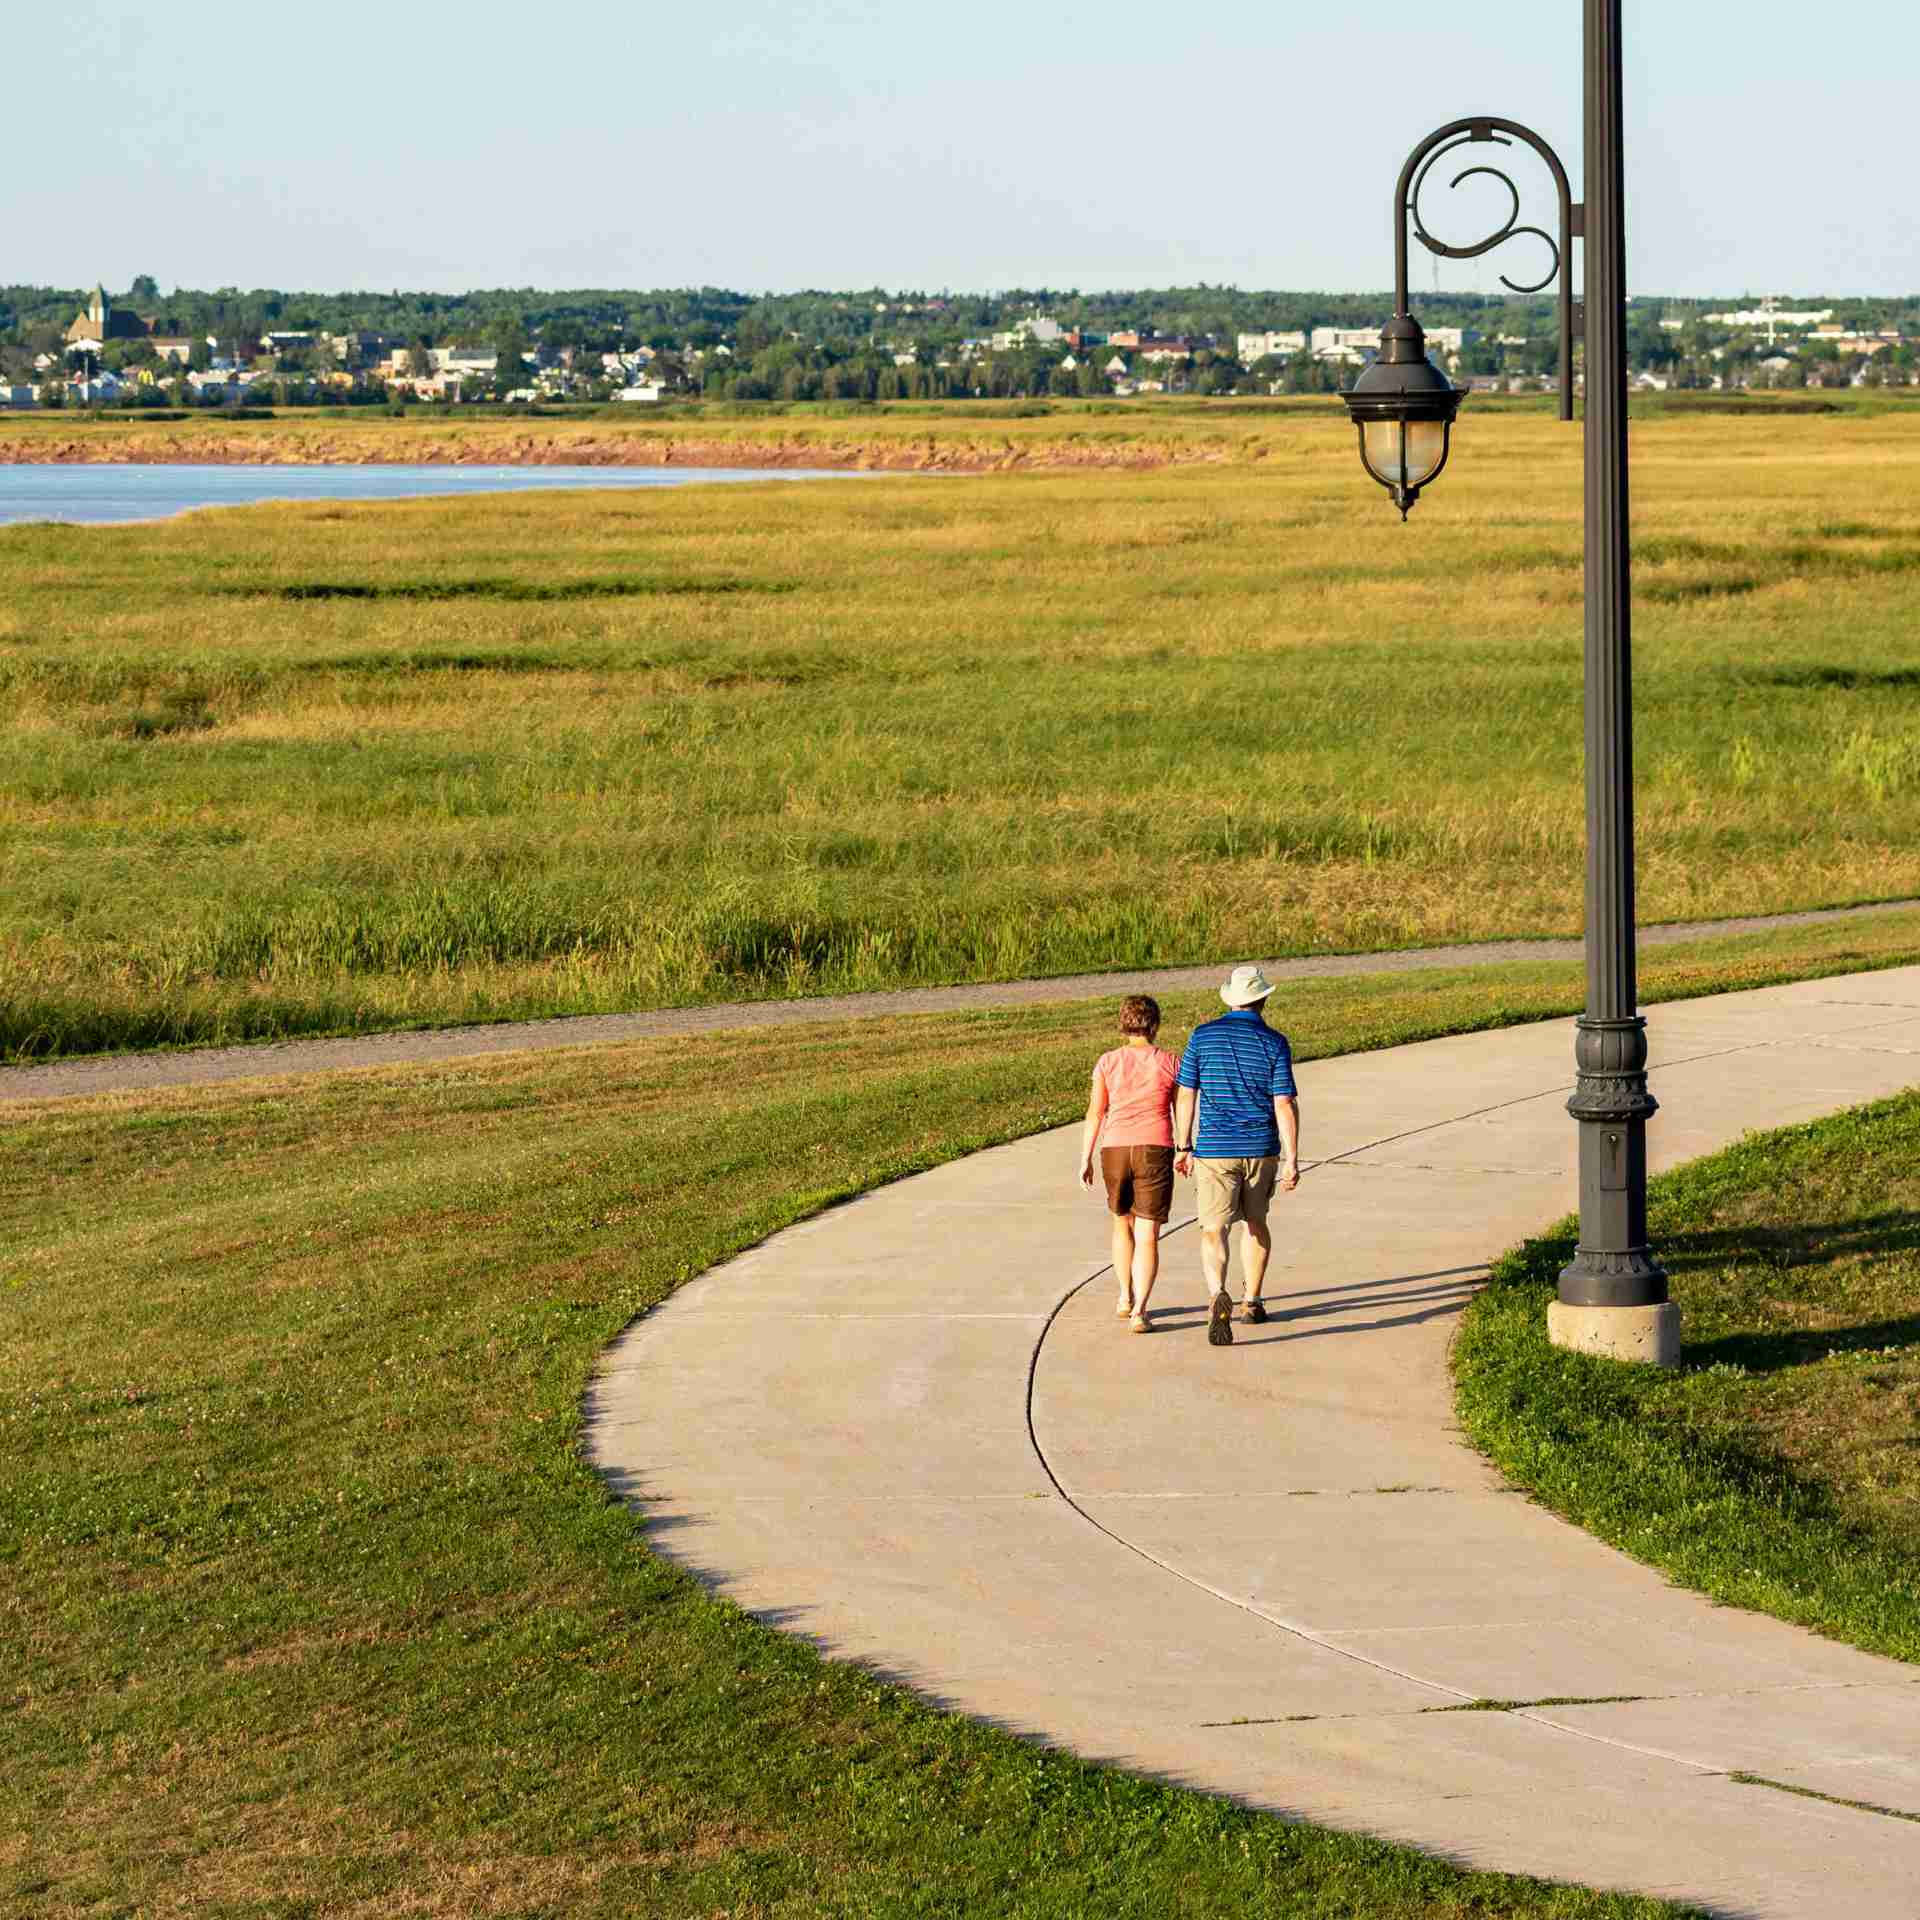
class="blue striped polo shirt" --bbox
[1177,1009,1297,1157]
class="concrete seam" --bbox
[1022,1223,1472,1709]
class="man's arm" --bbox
[1274,1095,1300,1192]
[1174,1086,1197,1171]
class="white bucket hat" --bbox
[1220,963,1274,1008]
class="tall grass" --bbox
[3,404,1919,1058]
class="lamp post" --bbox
[1342,0,1679,1366]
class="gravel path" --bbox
[5,898,1914,1105]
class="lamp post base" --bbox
[1547,1298,1681,1367]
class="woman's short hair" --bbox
[1119,994,1161,1036]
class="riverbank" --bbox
[0,405,1273,473]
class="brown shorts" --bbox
[1101,1144,1174,1223]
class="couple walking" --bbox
[1076,964,1300,1342]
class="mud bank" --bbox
[0,427,1241,475]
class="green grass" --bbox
[4,407,1920,1060]
[7,951,1840,1918]
[1455,1095,1920,1666]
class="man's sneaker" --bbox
[1207,1292,1234,1346]
[1241,1298,1269,1326]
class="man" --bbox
[1172,964,1301,1347]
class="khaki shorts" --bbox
[1101,1145,1174,1224]
[1194,1156,1278,1230]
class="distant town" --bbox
[5,280,1917,410]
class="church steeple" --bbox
[89,285,108,326]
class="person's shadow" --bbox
[1149,1265,1486,1344]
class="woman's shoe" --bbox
[1129,1311,1151,1334]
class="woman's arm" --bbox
[1078,1071,1108,1189]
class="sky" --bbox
[14,1,1915,301]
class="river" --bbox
[0,462,864,527]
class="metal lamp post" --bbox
[1342,0,1679,1365]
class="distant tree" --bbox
[127,274,160,305]
[489,316,529,392]
[406,338,435,379]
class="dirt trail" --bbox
[4,900,1914,1106]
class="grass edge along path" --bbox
[9,899,1920,1100]
[1454,1097,1920,1669]
[0,976,1742,1916]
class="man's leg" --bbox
[1241,1223,1272,1301]
[1199,1226,1231,1298]
[1239,1157,1278,1324]
[1194,1160,1238,1345]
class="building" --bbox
[330,330,399,368]
[1238,329,1307,361]
[1311,325,1382,364]
[63,285,149,353]
[1704,307,1832,329]
[432,347,499,377]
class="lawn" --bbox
[3,950,1795,1920]
[4,404,1920,1060]
[1456,1093,1920,1666]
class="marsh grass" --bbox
[3,405,1919,1058]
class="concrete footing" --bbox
[1548,1299,1682,1367]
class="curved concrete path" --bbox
[590,969,1920,1918]
[8,900,1915,1104]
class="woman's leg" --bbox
[1131,1218,1161,1315]
[1112,1211,1136,1312]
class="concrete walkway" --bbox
[7,899,1914,1104]
[589,969,1920,1918]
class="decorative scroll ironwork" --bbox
[1391,117,1577,422]
[1409,136,1561,295]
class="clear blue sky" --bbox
[17,1,1915,299]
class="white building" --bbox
[1238,329,1307,362]
[616,382,664,403]
[1311,325,1381,363]
[1704,308,1832,328]
[433,347,499,376]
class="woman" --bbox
[1078,994,1179,1333]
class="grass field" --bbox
[1456,1091,1920,1665]
[4,402,1920,1061]
[23,931,1901,1917]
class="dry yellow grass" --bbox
[2,400,1917,1057]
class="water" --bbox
[0,461,865,527]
